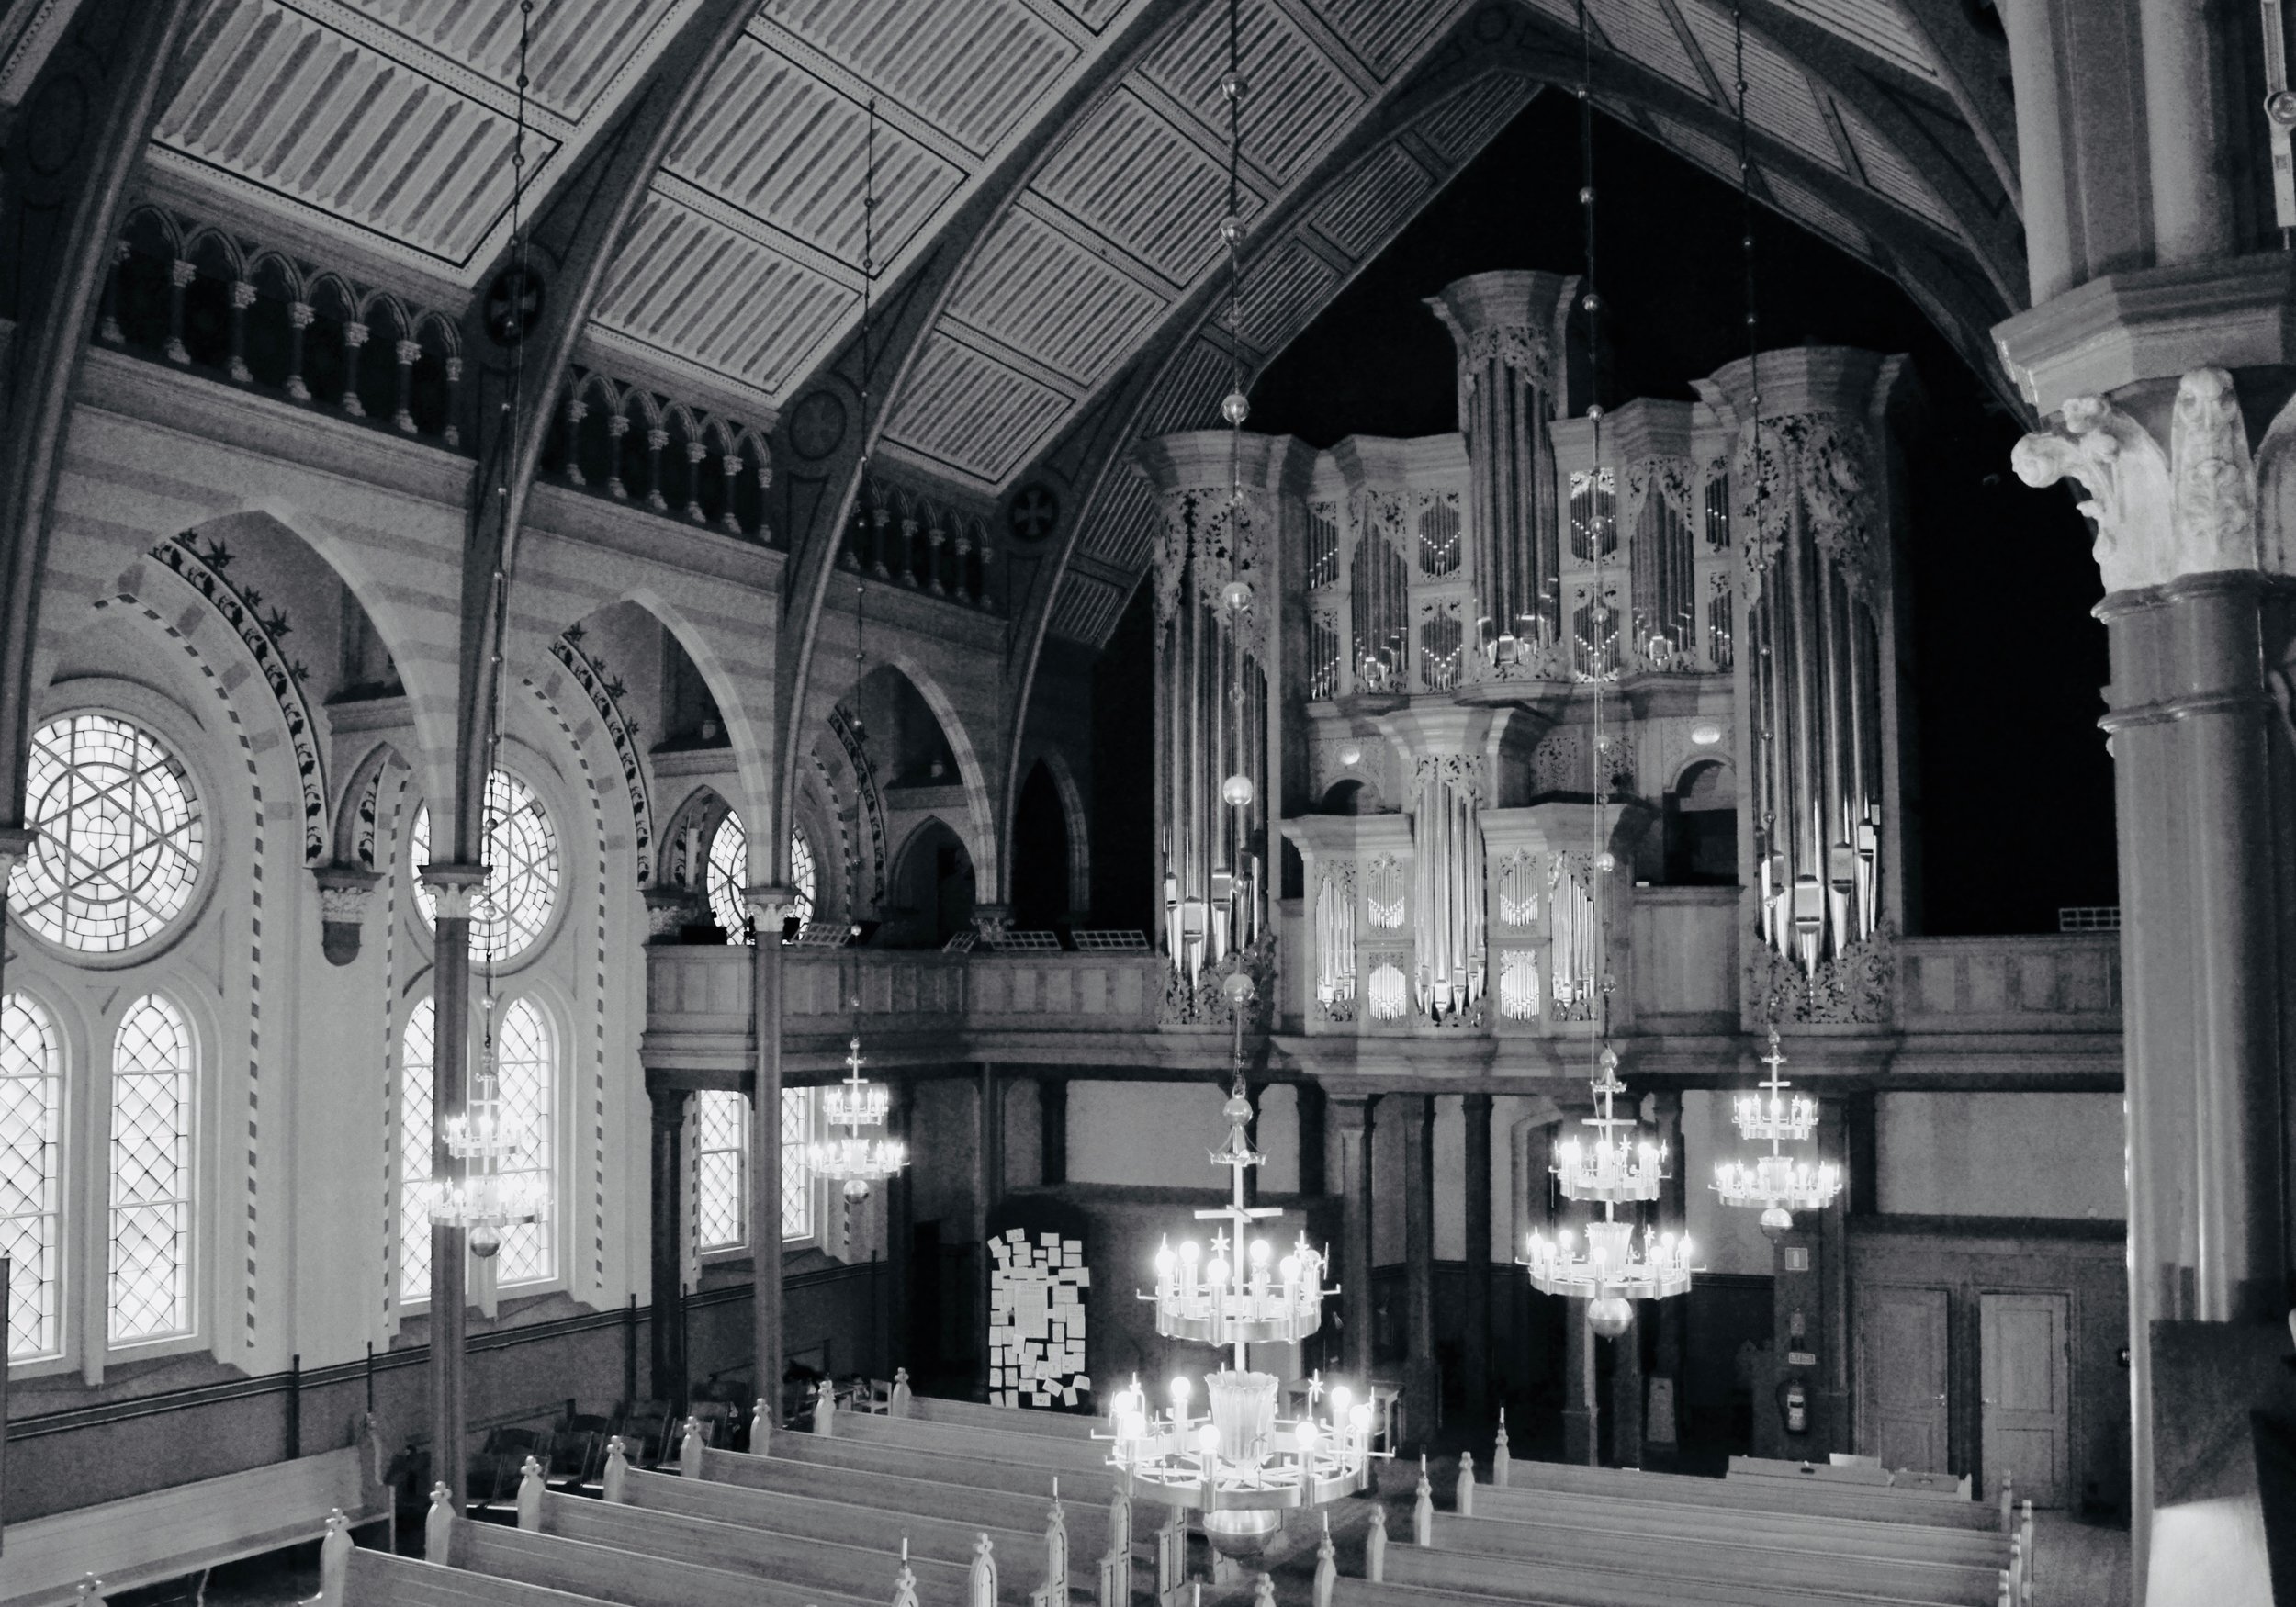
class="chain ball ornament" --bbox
[1338,742,1363,768]
[1760,1205,1794,1241]
[1221,579,1254,612]
[1586,403,1604,421]
[1595,851,1615,872]
[1219,214,1245,246]
[1579,185,1594,205]
[470,1220,501,1260]
[1221,390,1251,426]
[1221,69,1244,99]
[1221,971,1257,1004]
[2269,89,2296,127]
[1588,1296,1635,1339]
[1221,774,1255,809]
[1582,291,1600,313]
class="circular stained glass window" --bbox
[703,813,817,944]
[410,770,559,962]
[9,714,205,954]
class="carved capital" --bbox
[745,883,801,927]
[419,862,490,921]
[0,825,37,885]
[2012,367,2263,593]
[313,863,381,967]
[971,904,1013,946]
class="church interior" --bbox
[0,2,2291,1605]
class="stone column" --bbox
[2011,360,2296,1594]
[1330,1093,1373,1377]
[1462,1093,1493,1427]
[1609,1297,1644,1467]
[1561,1298,1596,1466]
[885,1082,914,1372]
[977,1063,1002,1391]
[1296,1082,1326,1197]
[1649,1090,1686,1459]
[746,884,795,1430]
[648,1084,691,1407]
[422,863,488,1511]
[1039,1076,1067,1186]
[1401,1096,1438,1442]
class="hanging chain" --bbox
[1574,0,1614,1055]
[861,99,877,473]
[1220,0,1247,509]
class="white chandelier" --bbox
[423,1001,545,1258]
[807,1034,907,1201]
[1109,976,1373,1556]
[1554,1047,1667,1203]
[1714,1027,1840,1231]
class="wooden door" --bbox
[1980,1290,2069,1509]
[1858,1284,1949,1472]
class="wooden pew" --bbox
[1418,1511,1999,1606]
[1488,1455,2006,1532]
[833,1407,1117,1475]
[2,1421,393,1607]
[900,1391,1101,1441]
[328,1545,613,1607]
[1378,1541,1975,1607]
[773,1422,1120,1502]
[693,1444,1122,1563]
[447,1513,873,1607]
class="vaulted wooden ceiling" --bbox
[100,0,2020,648]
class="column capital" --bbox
[312,862,381,967]
[1326,1090,1372,1128]
[419,862,490,920]
[744,882,801,924]
[2011,365,2276,595]
[0,824,37,882]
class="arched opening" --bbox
[1660,759,1737,885]
[886,818,974,948]
[848,662,961,786]
[1319,778,1373,815]
[1010,761,1069,930]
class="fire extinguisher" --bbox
[1777,1378,1809,1436]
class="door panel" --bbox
[1980,1291,2069,1509]
[1858,1284,1949,1472]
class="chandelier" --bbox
[807,1033,907,1201]
[1554,1047,1667,1203]
[1108,974,1373,1556]
[424,997,545,1258]
[1713,1027,1840,1232]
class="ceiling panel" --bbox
[1079,467,1163,569]
[594,195,856,394]
[766,0,1084,158]
[1317,0,1458,79]
[342,0,670,121]
[1311,142,1435,257]
[1765,0,1936,81]
[1138,336,1235,441]
[1645,111,1752,187]
[664,32,965,269]
[156,0,555,269]
[945,208,1171,386]
[1588,0,1713,101]
[1052,0,1133,28]
[1834,100,1959,234]
[1415,69,1536,161]
[1674,1,1843,171]
[1239,238,1340,353]
[1761,168,1872,256]
[1143,0,1365,183]
[1035,88,1266,287]
[881,334,1075,482]
[1046,568,1134,645]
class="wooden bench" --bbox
[774,1423,1119,1502]
[445,1514,872,1607]
[2,1420,393,1607]
[1730,1455,1976,1505]
[833,1407,1117,1475]
[896,1385,1100,1441]
[1420,1511,1999,1606]
[325,1546,613,1607]
[1462,1483,2009,1571]
[1379,1540,1974,1607]
[1488,1455,2007,1532]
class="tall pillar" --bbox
[1461,1093,1492,1427]
[422,865,487,1511]
[1401,1096,1438,1442]
[1561,1298,1596,1466]
[886,1082,914,1373]
[746,885,793,1430]
[1330,1094,1373,1377]
[1296,1083,1326,1197]
[978,1065,1005,1221]
[2012,359,2296,1595]
[648,1084,691,1406]
[1039,1076,1067,1186]
[1649,1090,1685,1458]
[1609,1298,1644,1467]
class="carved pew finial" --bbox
[602,1436,630,1503]
[891,1367,913,1416]
[1413,1455,1434,1545]
[1366,1502,1388,1582]
[423,1482,454,1564]
[1253,1574,1276,1607]
[969,1534,998,1607]
[1492,1408,1511,1489]
[816,1380,837,1436]
[1313,1512,1337,1607]
[1456,1450,1475,1517]
[679,1416,704,1478]
[308,1510,352,1607]
[751,1396,771,1458]
[517,1456,546,1529]
[891,1537,919,1607]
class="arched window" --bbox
[693,1091,747,1252]
[109,995,194,1344]
[399,999,435,1304]
[781,1090,813,1242]
[409,770,559,962]
[2,994,62,1360]
[703,811,816,942]
[492,997,555,1285]
[10,713,204,954]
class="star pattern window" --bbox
[9,714,204,954]
[399,998,435,1305]
[109,995,193,1344]
[491,997,555,1285]
[693,1091,748,1252]
[410,770,559,962]
[705,811,816,943]
[2,994,62,1360]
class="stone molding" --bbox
[419,862,490,921]
[2011,366,2268,593]
[313,863,381,967]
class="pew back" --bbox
[341,1547,601,1607]
[836,1410,1114,1473]
[692,1449,1115,1558]
[1469,1484,2007,1570]
[779,1423,1117,1501]
[906,1396,1100,1440]
[1497,1456,1999,1530]
[454,1514,867,1607]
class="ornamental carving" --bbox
[2010,366,2264,594]
[1460,324,1555,394]
[551,626,652,885]
[1747,931,1896,1027]
[1158,935,1276,1027]
[1412,751,1485,802]
[1623,457,1697,537]
[1734,414,1882,601]
[1152,488,1274,655]
[1529,728,1635,797]
[828,704,887,909]
[153,533,326,863]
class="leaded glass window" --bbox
[10,714,204,954]
[2,994,62,1360]
[410,770,558,962]
[705,812,816,943]
[492,997,554,1284]
[109,995,192,1344]
[693,1091,747,1252]
[399,999,434,1304]
[781,1089,812,1242]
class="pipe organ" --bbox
[1134,433,1310,1015]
